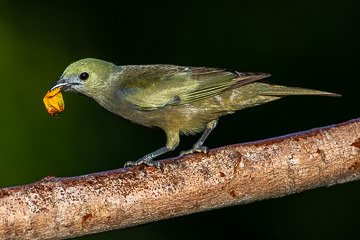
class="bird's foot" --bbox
[124,157,163,169]
[179,145,209,156]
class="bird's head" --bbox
[51,58,120,102]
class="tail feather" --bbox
[260,85,341,97]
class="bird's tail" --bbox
[260,84,341,97]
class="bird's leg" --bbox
[124,130,180,169]
[180,119,218,156]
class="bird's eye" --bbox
[79,72,89,81]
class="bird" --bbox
[49,58,339,168]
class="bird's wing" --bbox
[119,65,270,110]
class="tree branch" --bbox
[1,118,360,239]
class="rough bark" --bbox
[1,118,360,240]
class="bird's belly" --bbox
[142,104,221,135]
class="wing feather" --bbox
[119,65,270,110]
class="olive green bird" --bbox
[50,58,339,168]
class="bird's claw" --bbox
[180,146,209,156]
[124,158,164,170]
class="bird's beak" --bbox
[50,78,75,91]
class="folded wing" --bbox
[119,65,270,110]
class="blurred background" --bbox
[0,0,359,239]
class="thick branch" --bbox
[1,118,360,239]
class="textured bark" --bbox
[1,118,360,240]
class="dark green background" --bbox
[0,0,359,239]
